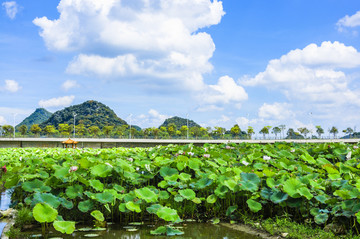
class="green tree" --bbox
[103,126,114,138]
[329,126,338,139]
[30,124,42,136]
[272,126,281,139]
[167,123,177,138]
[213,127,226,139]
[89,125,101,137]
[345,127,354,138]
[130,127,137,139]
[75,124,86,137]
[298,127,310,138]
[200,127,208,138]
[190,126,201,139]
[44,125,56,137]
[247,126,254,139]
[279,124,286,139]
[152,127,160,139]
[2,125,14,137]
[316,126,324,139]
[259,126,271,139]
[180,125,188,138]
[58,123,71,136]
[230,124,241,138]
[18,125,28,136]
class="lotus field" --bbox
[2,142,360,236]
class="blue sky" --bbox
[1,0,360,136]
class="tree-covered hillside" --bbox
[40,100,128,128]
[159,116,200,128]
[17,108,52,129]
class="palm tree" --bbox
[272,126,281,139]
[279,125,286,139]
[329,126,338,139]
[316,126,324,139]
[259,126,271,139]
[345,127,354,138]
[298,127,310,139]
[247,126,254,139]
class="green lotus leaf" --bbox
[159,166,178,178]
[150,226,167,235]
[33,203,58,223]
[32,193,61,208]
[89,179,104,192]
[91,210,104,222]
[260,188,272,200]
[158,180,168,188]
[314,194,329,204]
[179,173,192,181]
[90,164,113,178]
[114,159,135,173]
[263,168,276,177]
[177,161,186,171]
[270,191,288,204]
[159,191,169,200]
[78,200,94,213]
[179,189,196,200]
[22,179,51,193]
[214,185,229,198]
[95,191,115,204]
[192,197,201,204]
[119,203,129,213]
[166,227,184,236]
[323,164,340,174]
[206,194,217,204]
[246,199,262,213]
[135,187,158,203]
[226,205,238,216]
[54,167,69,179]
[334,189,352,200]
[156,206,181,222]
[60,198,74,209]
[214,158,227,166]
[53,220,76,234]
[66,185,83,199]
[300,153,316,164]
[146,204,162,214]
[283,178,303,198]
[212,218,220,224]
[298,187,313,200]
[239,173,261,192]
[314,213,328,224]
[194,177,213,189]
[356,211,360,224]
[188,158,203,170]
[4,175,19,188]
[224,179,237,191]
[174,194,184,202]
[113,184,125,193]
[266,178,276,189]
[126,201,141,213]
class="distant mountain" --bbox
[40,100,128,128]
[160,116,200,128]
[17,108,52,128]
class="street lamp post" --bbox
[73,113,77,138]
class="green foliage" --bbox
[17,108,52,129]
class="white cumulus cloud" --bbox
[33,0,225,91]
[38,96,75,108]
[62,80,80,91]
[336,10,360,32]
[2,79,21,92]
[258,102,294,121]
[132,109,169,128]
[2,1,18,19]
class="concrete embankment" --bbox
[0,138,359,148]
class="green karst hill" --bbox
[17,108,52,129]
[40,100,128,128]
[160,116,200,128]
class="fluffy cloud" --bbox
[2,79,21,92]
[132,109,169,128]
[38,96,75,108]
[197,76,248,111]
[0,116,6,125]
[2,1,18,19]
[34,0,225,90]
[62,80,79,91]
[258,103,294,121]
[336,10,360,31]
[208,115,230,126]
[241,41,360,112]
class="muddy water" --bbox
[24,222,261,239]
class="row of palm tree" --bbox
[0,123,356,140]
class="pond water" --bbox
[23,222,261,239]
[0,190,12,237]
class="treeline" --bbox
[0,123,357,139]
